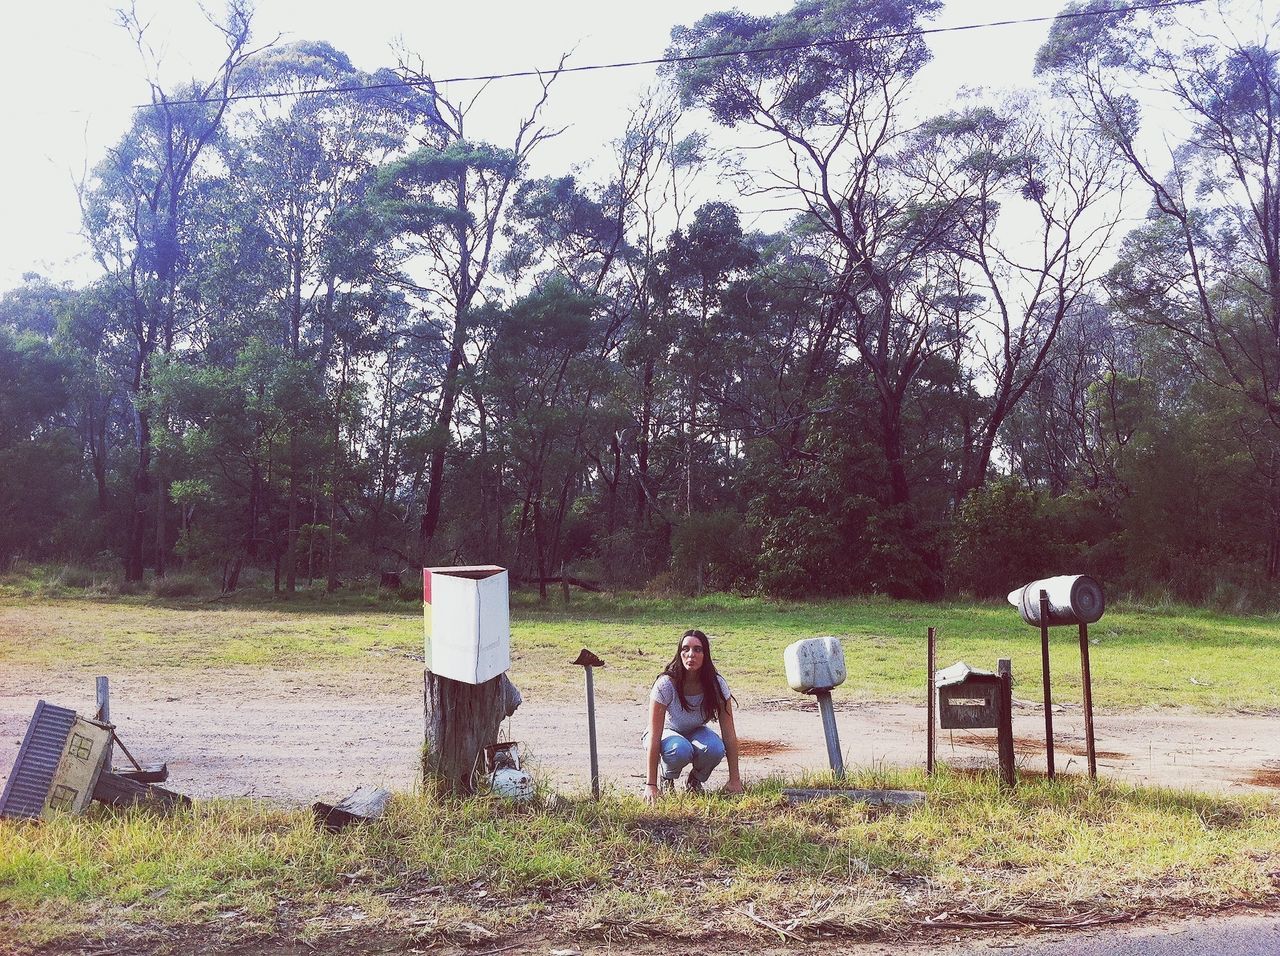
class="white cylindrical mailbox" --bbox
[1007,574,1105,627]
[423,565,511,684]
[784,636,847,694]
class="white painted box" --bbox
[423,566,511,684]
[783,636,847,693]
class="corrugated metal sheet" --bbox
[0,701,76,820]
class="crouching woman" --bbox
[642,629,743,802]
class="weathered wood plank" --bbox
[313,785,392,831]
[92,771,190,810]
[116,764,169,784]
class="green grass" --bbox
[2,770,1277,949]
[3,576,1279,949]
[2,588,1278,710]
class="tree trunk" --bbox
[422,670,521,797]
[154,475,167,579]
[328,352,348,593]
[534,499,548,603]
[880,396,912,513]
[91,414,109,512]
[223,551,244,593]
[419,324,466,556]
[284,429,299,595]
[124,409,152,582]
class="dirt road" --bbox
[3,660,1278,802]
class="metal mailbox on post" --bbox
[934,660,1016,789]
[1008,573,1106,782]
[783,636,847,778]
[935,663,1001,730]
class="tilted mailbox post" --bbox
[784,636,847,778]
[1007,574,1105,781]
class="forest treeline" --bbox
[3,0,1279,605]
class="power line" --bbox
[141,0,1208,110]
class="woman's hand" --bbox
[645,698,666,806]
[722,776,744,796]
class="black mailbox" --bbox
[935,662,1001,730]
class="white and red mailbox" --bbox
[422,565,511,684]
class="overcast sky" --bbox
[0,0,1079,292]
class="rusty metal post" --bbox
[1078,622,1097,781]
[571,649,605,799]
[96,676,113,771]
[997,658,1015,791]
[1038,590,1055,780]
[585,664,599,798]
[815,689,845,779]
[926,626,936,776]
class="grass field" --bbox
[3,577,1280,951]
[2,584,1278,710]
[2,769,1278,949]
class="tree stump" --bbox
[423,670,522,796]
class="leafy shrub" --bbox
[670,510,754,595]
[948,479,1059,598]
[150,574,208,599]
[51,565,94,589]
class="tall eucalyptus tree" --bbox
[81,2,258,581]
[364,64,565,560]
[665,0,961,518]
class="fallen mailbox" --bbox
[483,741,533,801]
[0,700,189,822]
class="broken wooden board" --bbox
[116,763,169,784]
[92,771,191,811]
[313,785,392,831]
[781,788,926,808]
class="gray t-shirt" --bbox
[650,673,732,736]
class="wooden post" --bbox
[1038,590,1055,780]
[997,658,1015,791]
[1078,621,1097,781]
[96,676,113,771]
[423,670,521,797]
[926,626,936,776]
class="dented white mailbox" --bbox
[423,566,511,684]
[784,636,847,694]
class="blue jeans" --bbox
[659,726,726,783]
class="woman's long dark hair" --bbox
[660,629,730,722]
